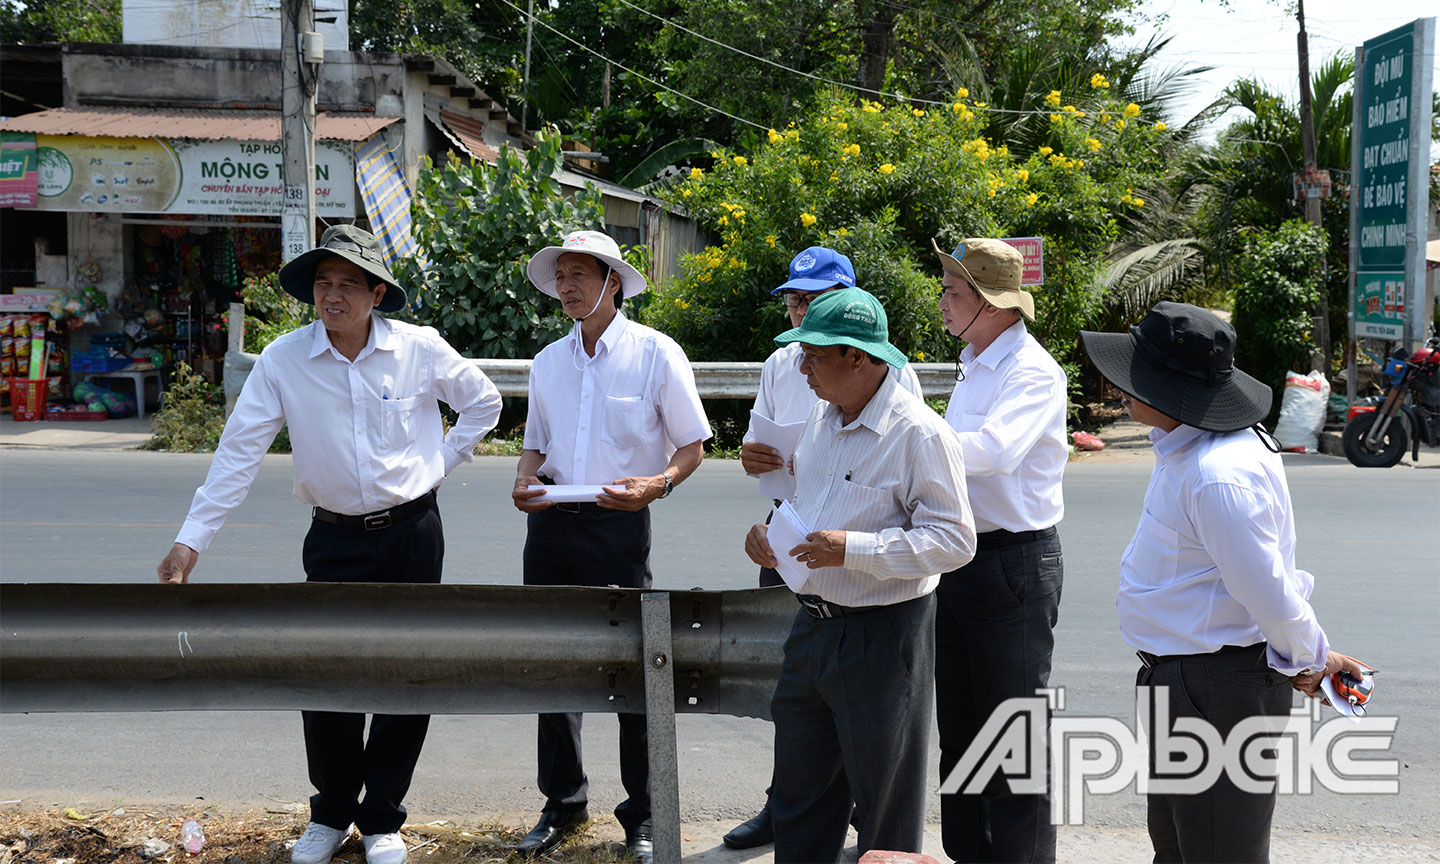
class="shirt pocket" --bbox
[833,480,896,529]
[381,395,421,446]
[952,410,987,433]
[1121,508,1181,586]
[602,395,653,450]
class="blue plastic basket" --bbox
[71,350,131,373]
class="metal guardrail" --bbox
[224,352,959,401]
[0,583,795,862]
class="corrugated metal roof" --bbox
[0,107,399,141]
[437,108,501,163]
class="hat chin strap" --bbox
[574,266,614,321]
[951,305,984,342]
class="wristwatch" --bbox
[658,469,676,499]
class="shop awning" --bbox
[0,106,400,142]
[420,98,502,163]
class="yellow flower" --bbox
[1124,102,1140,118]
[717,215,728,226]
[1014,168,1029,183]
[975,101,987,108]
[835,122,848,130]
[1100,111,1112,125]
[912,108,925,116]
[1115,119,1126,130]
[863,102,882,113]
[768,128,782,144]
[835,227,849,236]
[952,102,964,113]
[681,188,691,197]
[1087,137,1102,152]
[1090,73,1109,89]
[916,350,926,361]
[987,188,997,198]
[1154,121,1167,131]
[1024,192,1039,207]
[1133,197,1144,207]
[800,212,817,228]
[733,155,747,165]
[1039,146,1053,156]
[765,235,777,248]
[1045,90,1061,107]
[729,257,744,268]
[956,87,969,99]
[689,167,704,180]
[842,143,861,158]
[878,163,895,175]
[1050,113,1063,123]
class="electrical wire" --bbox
[495,0,768,130]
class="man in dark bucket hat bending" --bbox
[1080,302,1367,863]
[157,224,503,864]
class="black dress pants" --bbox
[300,500,444,835]
[935,527,1063,863]
[770,593,936,863]
[523,505,653,835]
[1140,643,1293,863]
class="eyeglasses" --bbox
[782,292,817,308]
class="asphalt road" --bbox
[0,450,1436,841]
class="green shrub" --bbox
[239,272,315,353]
[142,362,226,452]
[1232,219,1325,397]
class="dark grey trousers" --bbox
[1139,643,1293,863]
[936,528,1062,863]
[770,593,935,863]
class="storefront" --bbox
[0,108,400,417]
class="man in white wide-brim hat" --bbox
[1080,302,1368,863]
[510,229,711,864]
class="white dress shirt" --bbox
[176,315,503,552]
[944,320,1067,533]
[524,312,711,485]
[744,341,923,441]
[790,375,976,606]
[1117,424,1329,676]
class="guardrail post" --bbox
[641,591,681,861]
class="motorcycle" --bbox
[1341,336,1440,467]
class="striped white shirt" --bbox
[790,375,976,606]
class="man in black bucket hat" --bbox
[157,224,503,864]
[1080,302,1366,863]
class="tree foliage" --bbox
[1,0,120,42]
[1232,219,1326,397]
[643,86,1174,379]
[396,131,609,360]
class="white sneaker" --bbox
[291,822,349,864]
[362,832,408,864]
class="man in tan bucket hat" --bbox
[931,237,1068,863]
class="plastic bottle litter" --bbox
[181,818,205,854]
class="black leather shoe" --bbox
[721,806,774,850]
[515,809,589,857]
[625,832,654,864]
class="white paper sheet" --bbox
[526,484,608,504]
[765,500,814,592]
[1319,673,1363,721]
[749,410,806,501]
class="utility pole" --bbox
[521,0,534,132]
[281,0,317,264]
[1296,0,1330,373]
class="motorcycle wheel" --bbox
[1341,412,1408,467]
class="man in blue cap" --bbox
[744,287,975,862]
[725,247,922,849]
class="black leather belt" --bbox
[1137,642,1260,669]
[976,526,1056,550]
[553,501,604,514]
[796,594,882,620]
[312,489,436,531]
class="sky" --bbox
[1119,0,1438,151]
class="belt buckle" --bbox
[801,598,833,619]
[363,511,392,530]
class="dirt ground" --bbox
[0,807,632,864]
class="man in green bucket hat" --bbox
[743,286,976,862]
